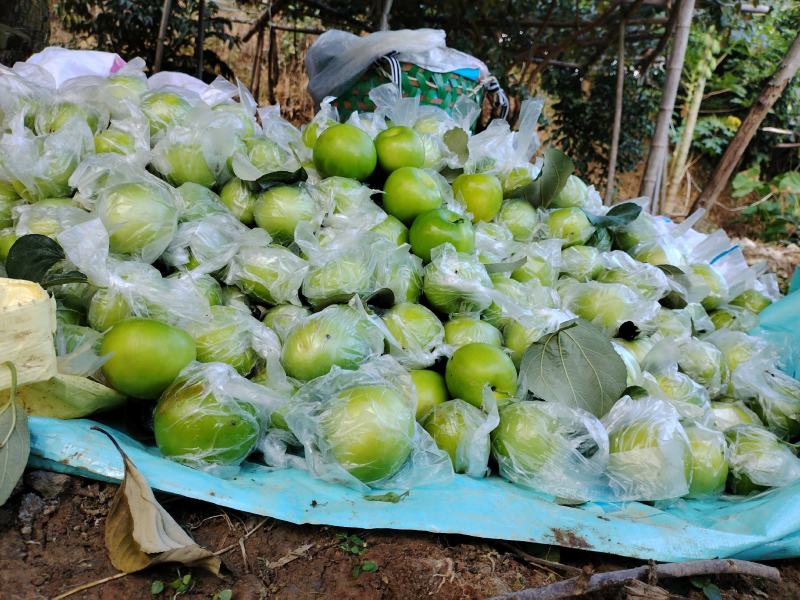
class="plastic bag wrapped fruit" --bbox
[725,425,800,494]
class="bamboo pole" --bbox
[153,0,173,73]
[605,19,626,205]
[196,0,205,79]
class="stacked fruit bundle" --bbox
[1,58,798,501]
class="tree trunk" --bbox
[639,0,695,209]
[605,20,626,205]
[690,31,800,214]
[153,0,173,73]
[663,70,707,216]
[0,0,49,66]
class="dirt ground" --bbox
[0,471,799,600]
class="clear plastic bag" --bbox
[611,341,644,387]
[163,212,250,275]
[641,367,711,424]
[509,239,561,288]
[262,304,311,344]
[154,361,287,477]
[711,400,763,431]
[559,281,660,337]
[602,395,691,501]
[378,301,447,369]
[175,182,230,223]
[596,250,670,301]
[54,322,108,377]
[226,235,308,306]
[423,393,499,478]
[422,243,493,315]
[374,244,424,304]
[559,245,602,282]
[726,425,800,493]
[732,366,800,439]
[283,355,454,490]
[675,337,729,398]
[684,423,729,498]
[280,300,385,382]
[492,400,610,501]
[13,200,92,238]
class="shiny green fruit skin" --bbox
[313,124,377,181]
[262,304,311,343]
[444,316,503,350]
[100,318,196,399]
[503,320,543,367]
[280,306,379,381]
[409,208,475,263]
[253,185,316,245]
[451,173,503,223]
[445,342,517,408]
[94,128,135,155]
[423,399,485,473]
[154,381,259,466]
[382,167,443,224]
[322,384,414,484]
[220,178,256,226]
[374,126,425,172]
[410,369,449,421]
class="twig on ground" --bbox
[213,517,270,556]
[487,558,780,600]
[51,571,130,600]
[497,541,583,577]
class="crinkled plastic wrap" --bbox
[13,201,92,238]
[474,221,520,264]
[733,366,800,440]
[675,337,729,398]
[423,243,493,315]
[69,155,179,263]
[263,304,311,344]
[611,341,644,387]
[164,212,250,274]
[423,394,499,478]
[709,304,759,333]
[175,182,230,223]
[0,116,93,201]
[279,300,385,382]
[491,400,610,501]
[378,302,447,369]
[559,281,659,337]
[226,232,308,306]
[596,250,670,301]
[711,400,763,431]
[684,423,729,498]
[188,304,281,377]
[510,239,561,288]
[485,275,560,330]
[726,425,800,492]
[602,395,691,501]
[374,244,424,304]
[154,361,287,477]
[559,245,602,282]
[641,367,711,424]
[55,322,107,377]
[283,356,454,490]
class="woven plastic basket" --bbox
[334,59,486,124]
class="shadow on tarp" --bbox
[28,415,800,562]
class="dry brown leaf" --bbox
[265,543,315,569]
[93,426,221,575]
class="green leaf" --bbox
[731,165,762,197]
[5,235,67,283]
[586,227,612,252]
[361,560,378,573]
[509,147,574,208]
[40,270,88,289]
[519,319,627,417]
[778,171,800,195]
[0,363,29,507]
[656,264,686,276]
[151,580,165,595]
[623,385,650,399]
[253,167,307,192]
[364,491,410,503]
[702,583,722,600]
[351,564,362,578]
[214,590,233,600]
[585,202,642,229]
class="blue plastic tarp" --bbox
[26,289,800,562]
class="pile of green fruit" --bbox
[2,58,799,500]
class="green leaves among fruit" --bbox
[321,384,415,484]
[520,319,627,418]
[95,181,178,261]
[545,207,595,247]
[254,185,317,245]
[313,124,377,181]
[497,199,539,242]
[409,208,475,263]
[423,399,492,475]
[219,177,256,226]
[444,316,503,350]
[685,425,729,497]
[382,167,443,224]
[154,362,262,470]
[381,302,445,368]
[410,369,448,422]
[141,91,191,137]
[100,318,196,400]
[280,304,383,381]
[229,244,307,306]
[445,343,517,408]
[374,126,425,173]
[507,147,573,209]
[451,173,503,223]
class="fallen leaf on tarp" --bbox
[363,490,410,503]
[265,543,315,569]
[93,426,221,575]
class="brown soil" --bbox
[2,471,800,600]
